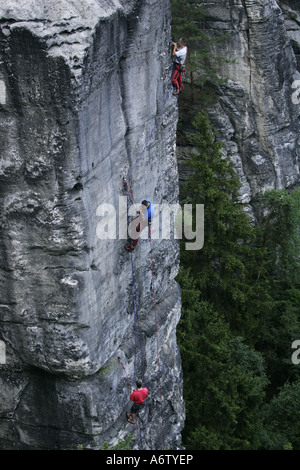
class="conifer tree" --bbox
[254,189,300,394]
[177,112,300,448]
[172,4,300,449]
[260,380,300,450]
[179,110,262,341]
[177,268,268,449]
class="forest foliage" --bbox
[172,0,300,450]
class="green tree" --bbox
[259,380,300,450]
[176,111,300,450]
[177,268,268,449]
[255,189,300,286]
[180,110,263,342]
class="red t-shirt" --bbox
[130,387,149,404]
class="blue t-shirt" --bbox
[144,200,154,223]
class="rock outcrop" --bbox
[0,0,184,450]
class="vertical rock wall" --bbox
[177,0,300,207]
[0,0,184,450]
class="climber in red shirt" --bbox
[126,379,149,424]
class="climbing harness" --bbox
[171,45,188,95]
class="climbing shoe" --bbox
[125,245,134,251]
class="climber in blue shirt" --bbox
[143,199,154,225]
[125,200,154,251]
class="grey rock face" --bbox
[0,0,184,450]
[177,0,300,209]
[281,2,300,69]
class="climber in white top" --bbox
[171,39,187,95]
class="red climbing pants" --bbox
[172,63,183,91]
[130,219,148,247]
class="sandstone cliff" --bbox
[2,0,300,452]
[178,0,300,212]
[0,0,183,450]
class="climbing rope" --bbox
[123,178,136,204]
[119,65,176,449]
[130,249,145,384]
[118,357,131,386]
[118,357,142,449]
[123,185,166,449]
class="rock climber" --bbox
[126,379,149,424]
[171,39,188,95]
[125,199,154,251]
